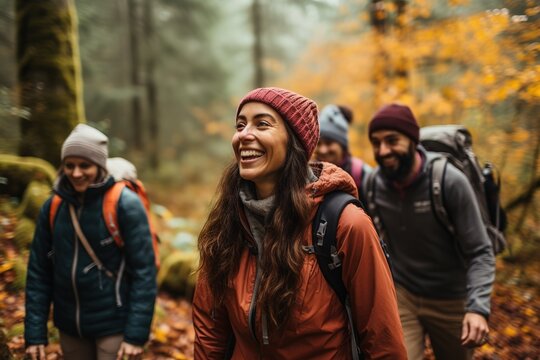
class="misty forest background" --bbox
[0,0,539,359]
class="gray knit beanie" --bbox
[319,104,349,149]
[61,124,108,169]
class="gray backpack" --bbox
[419,125,507,254]
[365,125,506,255]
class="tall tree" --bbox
[251,0,264,88]
[16,0,85,166]
[143,0,158,169]
[128,0,143,150]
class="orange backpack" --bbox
[49,179,160,268]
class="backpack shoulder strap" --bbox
[49,194,62,231]
[429,157,455,235]
[127,179,151,212]
[349,158,364,190]
[312,191,361,304]
[361,170,393,269]
[69,203,115,278]
[103,181,127,247]
[311,191,364,360]
[364,169,384,235]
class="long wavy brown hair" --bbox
[197,125,312,328]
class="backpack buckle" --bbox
[316,220,327,246]
[432,181,441,196]
[329,246,341,270]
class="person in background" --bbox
[24,124,157,360]
[364,104,495,360]
[193,87,406,359]
[314,104,372,200]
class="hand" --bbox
[25,344,46,360]
[116,341,144,360]
[461,312,489,348]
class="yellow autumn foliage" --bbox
[275,1,539,258]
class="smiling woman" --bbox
[233,102,289,199]
[62,157,99,193]
[24,124,157,360]
[193,87,407,359]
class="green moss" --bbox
[16,1,85,166]
[12,256,28,291]
[157,251,199,297]
[14,217,35,251]
[5,323,23,339]
[0,154,56,199]
[18,180,52,221]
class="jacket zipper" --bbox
[115,257,126,307]
[248,252,261,342]
[240,211,268,349]
[72,205,82,337]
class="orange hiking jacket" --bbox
[193,163,406,359]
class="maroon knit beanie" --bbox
[368,104,420,144]
[236,87,319,158]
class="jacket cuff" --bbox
[465,308,489,320]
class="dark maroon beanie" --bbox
[237,87,319,158]
[368,104,419,143]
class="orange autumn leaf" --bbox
[503,325,518,337]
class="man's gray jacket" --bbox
[363,147,495,317]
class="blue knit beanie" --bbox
[319,105,349,149]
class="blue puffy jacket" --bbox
[24,175,157,346]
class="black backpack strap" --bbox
[364,170,383,236]
[429,157,455,236]
[312,191,361,304]
[311,191,363,360]
[364,170,392,268]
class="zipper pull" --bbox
[83,262,97,274]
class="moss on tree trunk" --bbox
[16,0,85,167]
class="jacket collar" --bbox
[54,175,116,206]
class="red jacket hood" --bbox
[307,161,359,207]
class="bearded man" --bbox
[363,104,495,360]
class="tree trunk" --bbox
[393,0,409,96]
[143,0,159,169]
[252,0,264,88]
[370,0,386,34]
[16,0,85,167]
[128,0,143,150]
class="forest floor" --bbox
[3,252,539,359]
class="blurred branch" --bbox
[505,177,540,212]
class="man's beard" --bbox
[376,143,416,181]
